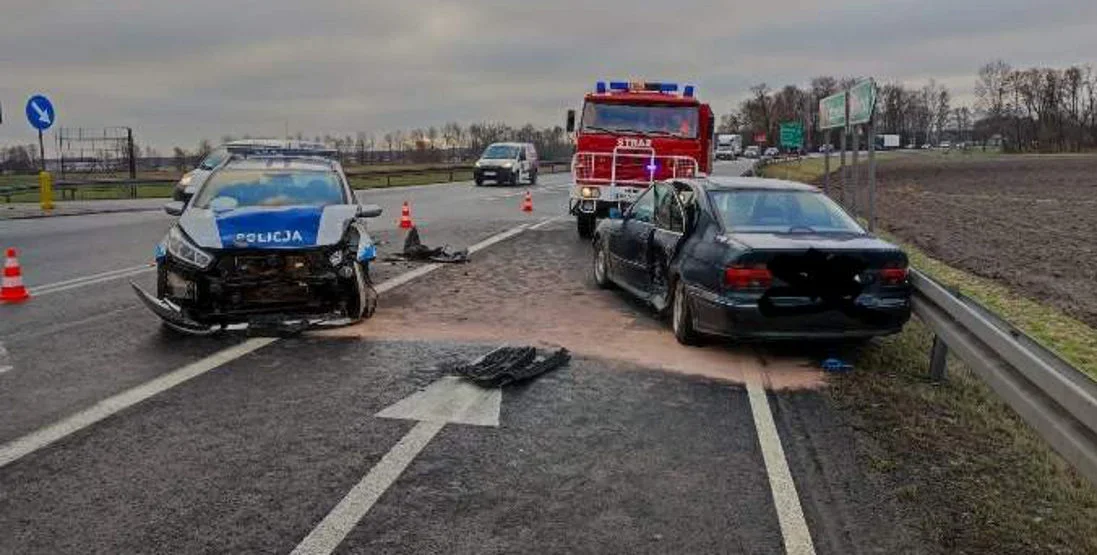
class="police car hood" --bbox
[178,204,358,249]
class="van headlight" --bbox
[474,160,482,168]
[501,162,513,169]
[178,172,193,186]
[166,226,214,269]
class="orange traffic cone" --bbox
[520,191,533,212]
[1,248,31,303]
[399,201,414,229]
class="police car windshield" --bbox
[482,145,520,159]
[193,169,345,210]
[582,102,699,138]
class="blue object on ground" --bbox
[821,358,854,373]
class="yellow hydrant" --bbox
[39,171,54,211]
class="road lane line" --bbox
[294,375,501,554]
[30,264,156,296]
[0,338,276,469]
[290,420,446,555]
[0,219,548,470]
[746,381,816,555]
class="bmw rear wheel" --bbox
[672,280,701,346]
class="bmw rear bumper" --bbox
[687,285,911,340]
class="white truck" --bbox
[876,134,901,150]
[715,133,742,160]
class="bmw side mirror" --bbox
[357,204,383,218]
[163,201,184,217]
[566,110,576,133]
[608,207,623,220]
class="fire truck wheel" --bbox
[577,214,595,238]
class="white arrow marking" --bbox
[292,376,501,555]
[31,101,51,125]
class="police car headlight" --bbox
[580,187,600,199]
[166,226,213,270]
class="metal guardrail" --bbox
[911,270,1097,486]
[0,161,572,202]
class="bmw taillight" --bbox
[724,264,773,290]
[879,264,909,286]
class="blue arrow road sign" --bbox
[26,95,55,131]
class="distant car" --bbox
[921,144,933,150]
[763,147,779,158]
[905,143,916,149]
[940,141,952,149]
[591,177,912,344]
[743,146,761,159]
[818,144,834,153]
[135,153,384,334]
[474,142,538,186]
[172,139,334,202]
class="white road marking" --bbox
[746,381,816,555]
[376,376,501,427]
[0,342,11,375]
[30,264,156,296]
[293,375,501,555]
[290,420,446,555]
[528,215,564,230]
[0,220,546,470]
[0,338,276,469]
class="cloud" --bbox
[1,0,1095,151]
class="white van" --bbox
[473,142,539,186]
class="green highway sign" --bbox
[818,91,846,130]
[848,79,877,125]
[779,121,803,148]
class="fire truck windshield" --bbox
[581,102,699,138]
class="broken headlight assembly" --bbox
[166,226,214,270]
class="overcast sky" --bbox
[3,0,1096,153]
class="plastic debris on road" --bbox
[385,226,469,263]
[452,346,571,387]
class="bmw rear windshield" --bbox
[709,189,863,234]
[193,169,346,210]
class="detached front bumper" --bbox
[130,281,218,334]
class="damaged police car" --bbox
[132,153,383,334]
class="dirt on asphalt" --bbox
[320,222,827,391]
[832,154,1097,328]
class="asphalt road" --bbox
[0,160,921,554]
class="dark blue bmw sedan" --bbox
[591,177,912,344]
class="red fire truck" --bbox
[567,81,715,237]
